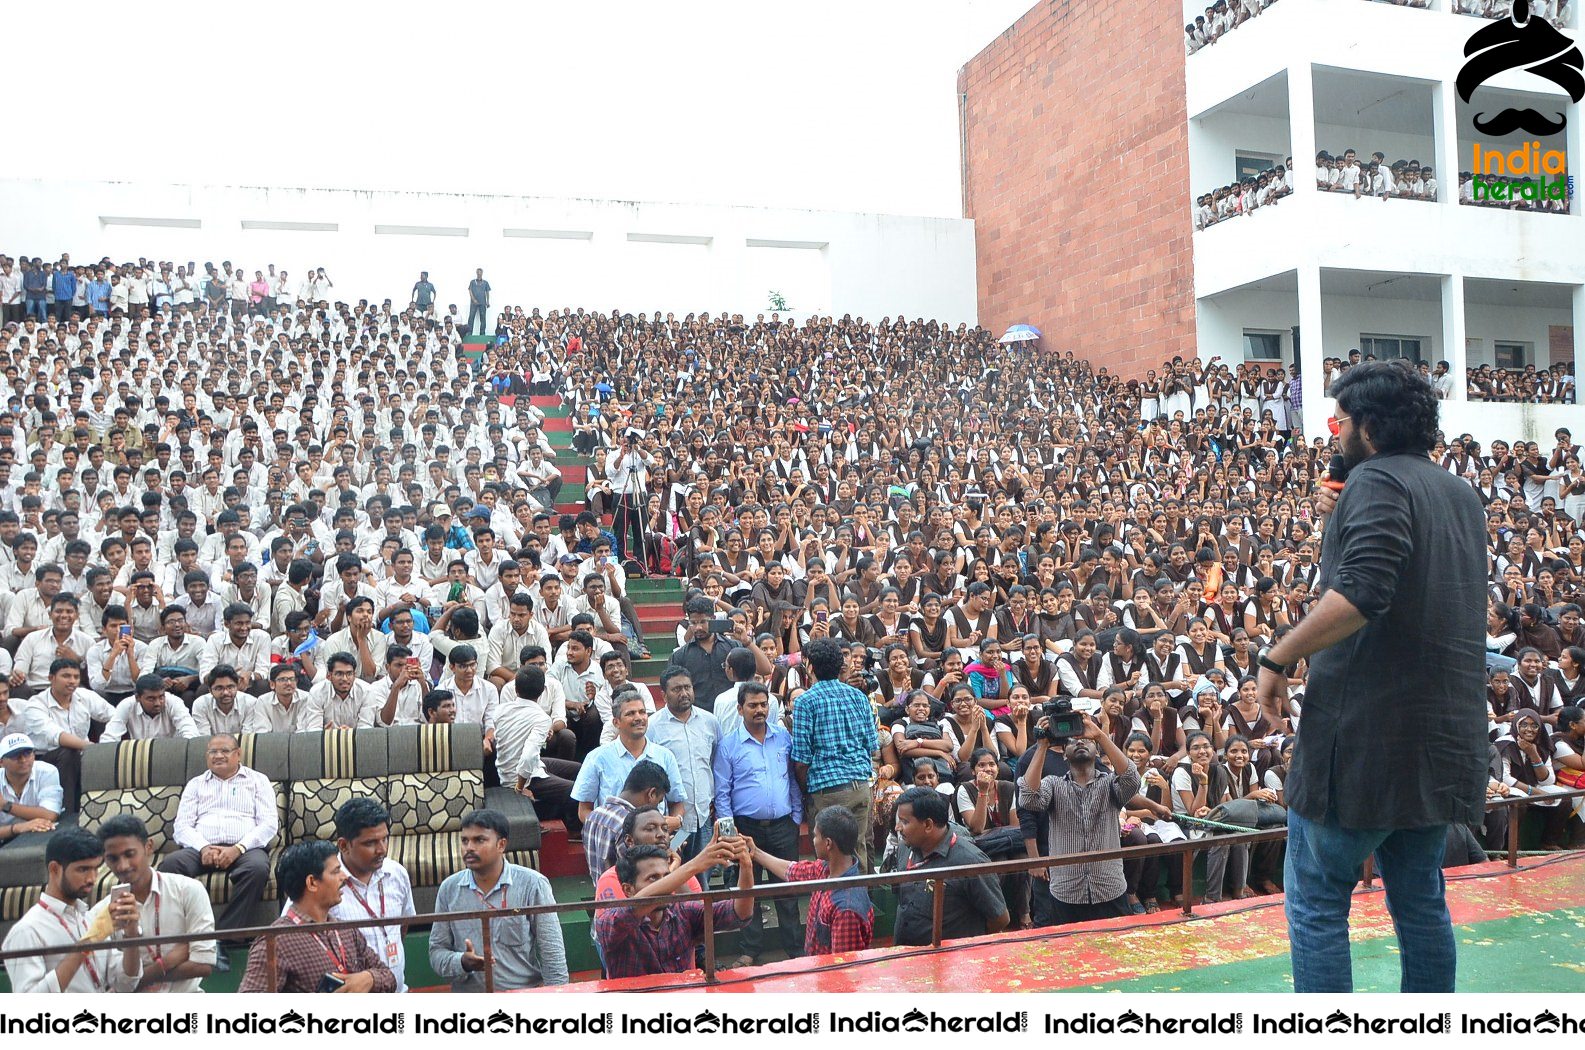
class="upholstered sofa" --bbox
[0,724,538,935]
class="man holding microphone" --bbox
[1256,361,1486,993]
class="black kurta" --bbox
[1290,450,1488,829]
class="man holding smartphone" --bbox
[666,597,773,713]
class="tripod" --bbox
[614,442,648,574]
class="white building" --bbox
[1186,0,1584,445]
[0,179,978,326]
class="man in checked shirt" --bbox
[745,807,874,955]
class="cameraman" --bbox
[605,429,653,563]
[1020,711,1141,925]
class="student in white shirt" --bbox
[190,665,258,737]
[1,826,144,993]
[101,675,202,742]
[93,815,216,993]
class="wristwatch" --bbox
[1257,653,1286,675]
[2,800,12,815]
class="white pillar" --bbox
[1288,64,1318,198]
[1433,79,1462,209]
[1568,96,1583,217]
[1443,274,1469,402]
[1298,263,1327,440]
[1573,284,1585,395]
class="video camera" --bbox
[1041,697,1087,744]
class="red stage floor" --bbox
[533,853,1585,994]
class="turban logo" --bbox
[1456,0,1583,136]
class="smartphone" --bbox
[714,816,737,839]
[119,625,131,639]
[707,616,733,634]
[110,883,133,899]
[316,972,347,993]
[815,610,828,622]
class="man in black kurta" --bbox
[1257,361,1486,993]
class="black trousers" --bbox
[612,491,646,563]
[159,846,271,934]
[1048,891,1132,926]
[733,814,804,959]
[569,711,603,761]
[528,756,584,832]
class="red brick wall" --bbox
[959,0,1195,378]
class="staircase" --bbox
[474,361,686,876]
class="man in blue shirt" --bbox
[646,668,720,862]
[713,682,803,965]
[86,271,111,316]
[571,691,686,826]
[791,637,878,870]
[50,266,77,323]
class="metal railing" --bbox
[1,787,1579,990]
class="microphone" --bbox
[1322,454,1347,493]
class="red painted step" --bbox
[636,601,684,618]
[542,417,573,433]
[535,821,587,879]
[559,464,588,484]
[529,395,562,408]
[554,503,585,515]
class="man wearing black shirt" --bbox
[1258,361,1485,994]
[892,787,1008,945]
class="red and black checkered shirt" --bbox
[787,860,874,956]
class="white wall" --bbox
[1196,287,1298,360]
[1319,292,1443,361]
[0,180,977,324]
[1190,113,1292,190]
[1465,302,1573,367]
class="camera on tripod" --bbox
[1040,697,1087,744]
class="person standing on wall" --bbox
[1256,360,1487,993]
[466,268,491,336]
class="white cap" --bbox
[0,732,35,758]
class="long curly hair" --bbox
[1330,359,1440,455]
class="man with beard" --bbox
[1019,712,1141,925]
[324,799,415,992]
[1257,361,1486,993]
[2,826,144,992]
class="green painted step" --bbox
[559,483,586,502]
[632,656,672,679]
[541,405,571,419]
[627,577,684,597]
[548,433,575,448]
[645,636,677,658]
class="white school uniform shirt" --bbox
[102,693,202,742]
[190,692,259,737]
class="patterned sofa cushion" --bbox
[386,770,483,837]
[289,777,388,841]
[389,832,468,888]
[78,786,186,854]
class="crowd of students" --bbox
[1,247,1582,992]
[1185,0,1284,53]
[1453,0,1572,26]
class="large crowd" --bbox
[0,248,1582,993]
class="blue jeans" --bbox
[1284,808,1456,992]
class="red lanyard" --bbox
[472,885,505,911]
[905,833,957,871]
[343,877,386,921]
[287,909,350,972]
[144,888,163,968]
[36,898,100,989]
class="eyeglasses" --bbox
[1327,414,1351,436]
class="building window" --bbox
[1360,334,1425,363]
[1494,341,1529,368]
[1243,330,1284,361]
[1236,153,1284,181]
